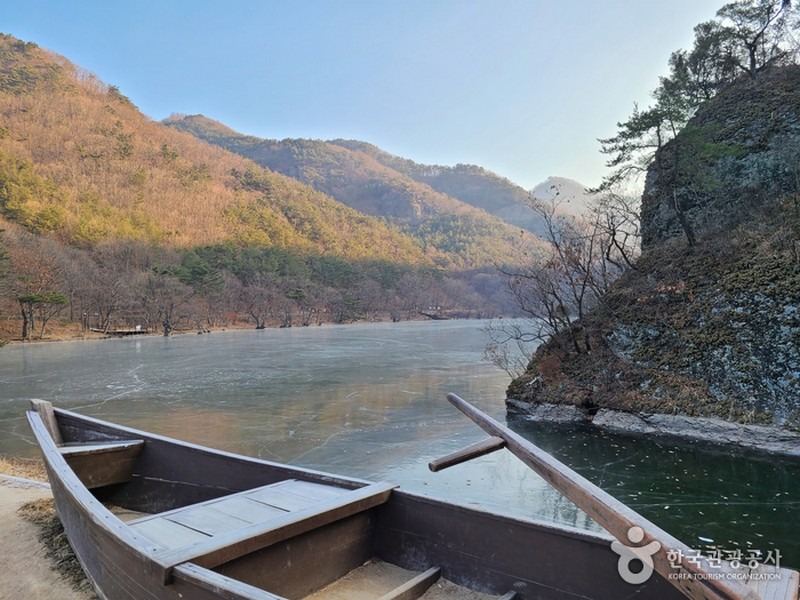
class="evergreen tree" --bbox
[598,0,797,193]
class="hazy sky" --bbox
[1,1,722,189]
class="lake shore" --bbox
[507,400,800,458]
[0,320,259,346]
[0,313,447,346]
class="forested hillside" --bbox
[327,139,542,231]
[0,34,530,342]
[163,114,543,267]
[0,37,429,259]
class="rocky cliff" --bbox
[507,66,800,449]
[641,66,800,248]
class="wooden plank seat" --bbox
[306,560,512,600]
[59,439,145,488]
[126,478,396,583]
[30,398,145,488]
[59,440,144,455]
[375,567,517,600]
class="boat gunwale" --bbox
[26,408,163,559]
[52,406,374,490]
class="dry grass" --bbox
[17,498,95,598]
[0,455,48,481]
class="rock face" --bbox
[507,66,800,441]
[641,66,800,249]
[508,403,800,457]
[590,409,800,457]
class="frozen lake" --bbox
[1,319,798,567]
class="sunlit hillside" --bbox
[328,139,542,228]
[0,35,427,264]
[0,34,532,341]
[164,114,543,268]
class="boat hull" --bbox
[29,406,689,599]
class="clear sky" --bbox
[0,1,722,190]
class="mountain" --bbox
[328,141,594,234]
[507,65,800,435]
[0,36,428,265]
[0,34,538,273]
[530,176,594,219]
[325,139,544,223]
[0,33,536,341]
[162,117,452,221]
[163,114,546,266]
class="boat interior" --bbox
[30,400,525,599]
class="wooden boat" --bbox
[26,396,798,600]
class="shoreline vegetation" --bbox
[0,311,452,346]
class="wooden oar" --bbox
[428,436,505,472]
[444,393,762,600]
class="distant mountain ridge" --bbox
[163,114,583,244]
[164,115,463,221]
[530,176,594,218]
[326,139,533,218]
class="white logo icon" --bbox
[611,526,662,584]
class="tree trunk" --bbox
[19,300,30,341]
[672,190,696,247]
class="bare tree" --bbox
[482,318,542,378]
[355,279,386,321]
[487,189,639,372]
[34,291,67,339]
[588,188,642,274]
[81,256,133,333]
[198,271,239,330]
[395,272,427,321]
[239,275,277,329]
[135,271,194,336]
[6,232,67,340]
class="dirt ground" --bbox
[0,476,91,600]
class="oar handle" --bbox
[428,436,506,472]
